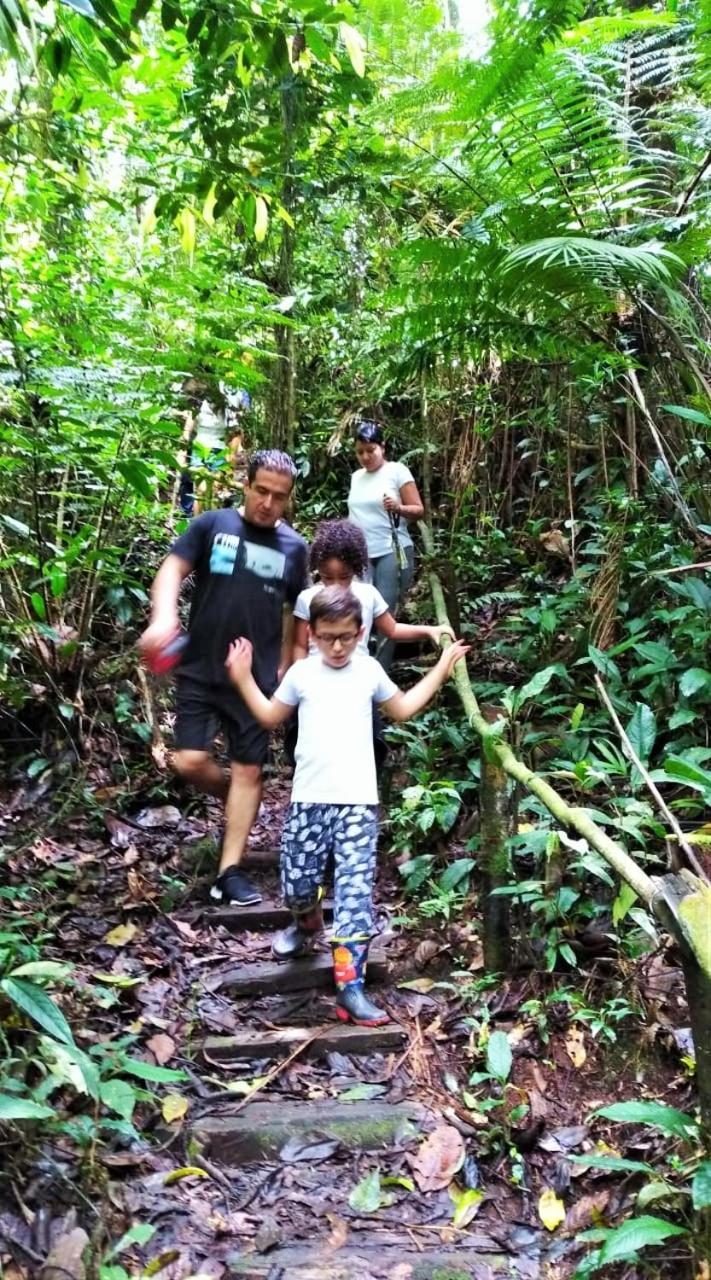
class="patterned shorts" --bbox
[280,802,379,939]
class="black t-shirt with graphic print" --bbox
[170,509,308,694]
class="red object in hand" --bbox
[142,633,188,676]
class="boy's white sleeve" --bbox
[275,663,302,706]
[372,662,399,704]
[293,588,310,622]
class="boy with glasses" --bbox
[226,586,469,1027]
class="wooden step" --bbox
[227,1244,512,1278]
[242,846,279,868]
[200,1022,406,1064]
[206,899,334,932]
[192,1099,422,1165]
[204,949,389,997]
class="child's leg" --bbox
[274,803,331,959]
[331,804,379,938]
[330,805,389,1026]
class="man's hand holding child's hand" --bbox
[226,637,254,685]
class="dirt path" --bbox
[1,771,692,1280]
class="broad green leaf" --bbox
[662,404,711,427]
[115,461,154,501]
[348,1168,393,1213]
[120,1059,187,1083]
[514,664,564,711]
[625,703,656,763]
[598,1215,687,1265]
[105,1224,157,1260]
[1,977,75,1046]
[438,857,475,891]
[569,1153,653,1174]
[41,1039,100,1098]
[593,1100,697,1140]
[0,514,30,537]
[679,668,711,698]
[30,591,46,620]
[10,961,71,980]
[661,756,711,798]
[450,1185,483,1227]
[636,1180,685,1209]
[486,1030,512,1083]
[339,21,365,76]
[612,882,637,926]
[692,1161,711,1210]
[0,1094,54,1120]
[100,1079,137,1122]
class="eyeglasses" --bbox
[313,631,359,647]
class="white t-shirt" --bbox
[275,653,398,804]
[348,460,415,558]
[293,581,390,655]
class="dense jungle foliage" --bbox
[0,0,710,1273]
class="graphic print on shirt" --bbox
[210,533,286,582]
[210,533,240,575]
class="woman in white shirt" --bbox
[347,421,425,668]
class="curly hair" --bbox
[309,519,369,578]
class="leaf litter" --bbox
[0,775,698,1279]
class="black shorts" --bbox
[174,676,269,766]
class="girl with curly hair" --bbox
[292,519,452,662]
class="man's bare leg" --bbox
[173,749,229,799]
[220,762,262,872]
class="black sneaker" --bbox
[210,867,262,906]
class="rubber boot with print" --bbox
[332,937,389,1026]
[272,890,324,960]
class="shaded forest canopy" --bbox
[0,0,710,1274]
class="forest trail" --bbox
[173,781,553,1280]
[13,759,670,1280]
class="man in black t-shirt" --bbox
[139,450,308,906]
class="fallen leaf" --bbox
[254,1216,282,1254]
[408,1125,465,1192]
[527,1087,549,1121]
[325,1212,349,1250]
[414,939,439,969]
[147,1033,176,1065]
[279,1137,341,1163]
[397,977,436,993]
[539,1187,566,1231]
[565,1026,586,1067]
[104,923,138,947]
[169,918,201,945]
[143,1250,180,1276]
[127,869,155,901]
[163,1167,209,1185]
[92,972,144,988]
[563,1189,611,1234]
[105,815,136,848]
[449,1186,484,1228]
[162,1094,189,1123]
[133,805,182,829]
[43,1228,89,1280]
